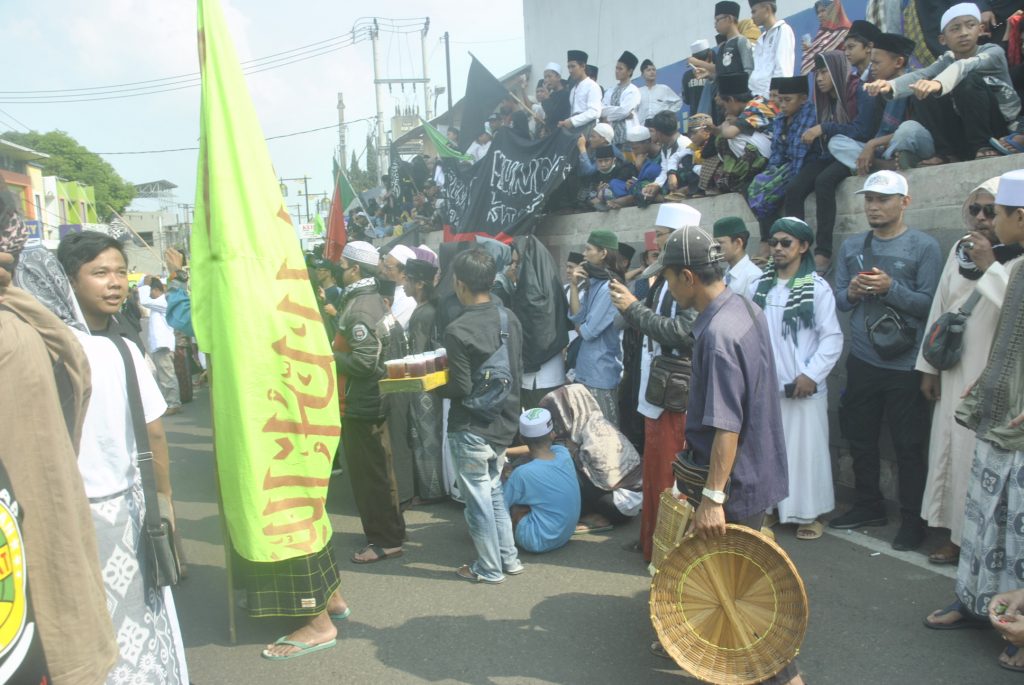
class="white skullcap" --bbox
[544,62,563,77]
[690,39,711,55]
[655,203,702,230]
[519,408,554,439]
[593,123,615,144]
[995,169,1024,207]
[626,126,651,142]
[941,2,981,30]
[388,244,416,265]
[342,240,379,267]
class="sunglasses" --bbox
[767,238,795,248]
[969,203,996,218]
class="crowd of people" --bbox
[5,2,1024,684]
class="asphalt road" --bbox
[164,389,1019,684]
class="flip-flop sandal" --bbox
[1000,645,1024,673]
[456,564,505,584]
[352,544,403,564]
[923,600,990,630]
[976,146,1002,159]
[329,607,351,621]
[261,637,337,661]
[990,135,1024,155]
[927,544,960,565]
[573,523,614,535]
[796,520,824,540]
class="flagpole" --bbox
[467,51,545,126]
[207,357,238,644]
[106,205,165,265]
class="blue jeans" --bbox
[827,124,936,172]
[449,431,519,582]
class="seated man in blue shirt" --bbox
[504,408,582,554]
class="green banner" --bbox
[422,119,473,161]
[192,0,340,562]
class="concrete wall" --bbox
[532,155,1023,500]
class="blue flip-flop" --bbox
[329,607,351,621]
[923,600,989,630]
[261,637,337,660]
[990,135,1024,155]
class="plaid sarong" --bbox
[235,544,342,617]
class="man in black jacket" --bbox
[335,241,406,563]
[437,249,525,584]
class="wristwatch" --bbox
[701,488,728,505]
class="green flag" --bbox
[192,0,340,562]
[313,213,325,235]
[421,119,472,161]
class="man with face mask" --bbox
[916,177,1024,568]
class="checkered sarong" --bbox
[235,544,341,618]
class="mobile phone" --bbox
[784,383,795,398]
[858,271,874,276]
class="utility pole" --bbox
[337,92,346,167]
[370,20,387,184]
[444,31,453,113]
[421,19,431,120]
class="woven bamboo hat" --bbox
[650,524,808,685]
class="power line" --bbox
[0,108,30,132]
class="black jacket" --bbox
[334,281,389,420]
[512,235,570,373]
[437,301,523,448]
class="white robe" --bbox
[757,275,843,523]
[568,78,603,129]
[915,250,1017,543]
[725,255,764,298]
[637,84,682,127]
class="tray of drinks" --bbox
[379,348,449,394]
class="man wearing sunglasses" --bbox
[916,177,1024,574]
[830,171,943,551]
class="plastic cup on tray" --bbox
[385,359,406,379]
[406,355,426,377]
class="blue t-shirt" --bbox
[503,445,581,553]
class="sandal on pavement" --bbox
[456,564,505,584]
[923,600,989,630]
[574,522,614,535]
[329,607,351,621]
[928,542,960,566]
[990,135,1024,156]
[352,543,403,564]
[1000,645,1024,673]
[796,520,824,540]
[261,637,337,661]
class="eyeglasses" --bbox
[969,203,996,218]
[767,238,795,248]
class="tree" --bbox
[2,130,136,220]
[365,134,378,184]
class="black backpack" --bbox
[462,306,513,421]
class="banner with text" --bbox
[442,128,576,242]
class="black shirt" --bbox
[681,67,707,114]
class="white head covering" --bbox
[996,169,1024,206]
[543,62,563,78]
[690,39,711,55]
[593,123,615,144]
[520,408,554,439]
[941,2,981,31]
[656,203,702,229]
[626,126,651,142]
[342,240,379,267]
[388,244,416,265]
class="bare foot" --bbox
[262,612,337,658]
[1000,645,1024,670]
[814,254,831,274]
[326,589,348,616]
[976,147,1000,159]
[925,605,966,627]
[919,156,948,167]
[352,545,402,563]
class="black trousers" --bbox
[342,417,407,548]
[782,158,851,258]
[912,70,1009,159]
[840,355,930,518]
[578,475,633,525]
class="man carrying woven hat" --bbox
[335,241,407,564]
[631,222,797,683]
[751,217,843,540]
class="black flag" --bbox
[459,56,509,153]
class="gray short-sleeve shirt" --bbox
[686,288,789,520]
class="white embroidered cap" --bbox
[388,244,416,265]
[995,169,1024,207]
[940,2,981,31]
[519,408,554,439]
[342,240,380,267]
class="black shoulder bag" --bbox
[105,332,182,587]
[644,285,692,412]
[861,232,917,360]
[922,289,982,371]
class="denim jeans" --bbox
[449,430,519,581]
[827,124,936,172]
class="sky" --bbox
[4,0,526,222]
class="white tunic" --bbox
[725,255,764,298]
[757,274,843,523]
[749,19,796,99]
[637,84,682,127]
[602,82,641,140]
[915,250,1017,543]
[568,77,604,129]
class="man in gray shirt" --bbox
[829,171,943,551]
